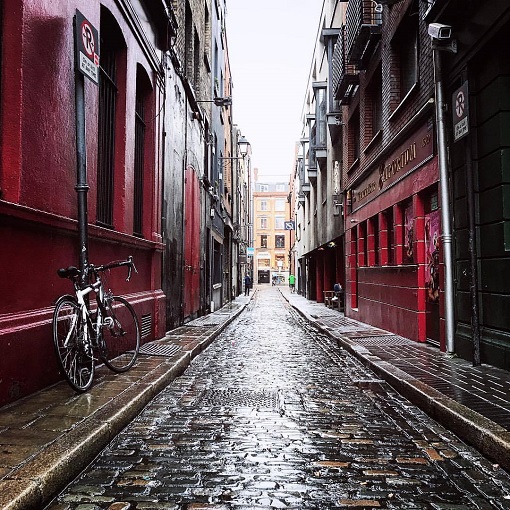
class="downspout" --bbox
[432,46,455,353]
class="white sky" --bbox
[225,1,322,182]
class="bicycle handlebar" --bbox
[57,256,137,282]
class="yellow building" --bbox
[253,179,291,284]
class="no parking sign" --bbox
[452,81,469,142]
[75,10,100,85]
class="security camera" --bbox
[428,23,452,40]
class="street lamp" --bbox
[238,136,251,157]
[218,136,251,163]
[197,96,232,107]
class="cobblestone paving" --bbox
[46,287,510,509]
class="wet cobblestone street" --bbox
[46,287,510,509]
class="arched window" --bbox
[133,65,152,237]
[96,7,126,228]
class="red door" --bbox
[184,167,201,318]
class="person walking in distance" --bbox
[244,274,252,296]
[289,273,296,293]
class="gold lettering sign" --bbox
[352,121,433,208]
[379,142,417,189]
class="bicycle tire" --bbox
[99,295,140,372]
[52,296,94,392]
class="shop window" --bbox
[275,235,285,249]
[259,258,270,268]
[260,235,268,248]
[97,7,126,228]
[275,254,285,269]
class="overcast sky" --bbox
[225,1,322,183]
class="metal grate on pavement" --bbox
[354,335,414,346]
[138,342,181,357]
[198,388,281,410]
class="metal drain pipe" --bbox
[432,44,455,354]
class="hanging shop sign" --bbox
[75,10,100,84]
[452,81,469,142]
[352,121,434,209]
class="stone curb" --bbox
[0,300,250,510]
[282,292,510,472]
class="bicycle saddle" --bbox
[57,266,79,279]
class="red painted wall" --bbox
[0,0,165,406]
[345,158,440,343]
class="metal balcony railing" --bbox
[346,0,382,66]
[332,25,359,105]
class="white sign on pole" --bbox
[453,81,469,142]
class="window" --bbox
[259,184,269,192]
[348,107,360,169]
[260,235,268,248]
[194,29,200,93]
[275,199,285,211]
[275,184,285,192]
[404,201,414,264]
[259,200,268,211]
[97,8,125,228]
[391,14,418,109]
[260,217,268,229]
[275,235,285,248]
[275,254,285,268]
[366,65,382,143]
[185,2,193,79]
[133,66,152,237]
[275,216,285,230]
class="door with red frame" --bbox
[184,167,201,318]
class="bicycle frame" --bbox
[73,279,103,352]
[54,255,139,392]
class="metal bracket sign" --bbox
[75,10,99,84]
[284,220,295,230]
[453,81,469,142]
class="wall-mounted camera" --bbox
[428,23,452,40]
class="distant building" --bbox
[253,172,291,284]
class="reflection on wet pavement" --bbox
[46,287,510,509]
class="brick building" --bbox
[294,0,510,371]
[253,175,291,285]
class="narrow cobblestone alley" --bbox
[46,287,510,509]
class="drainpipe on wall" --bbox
[432,42,456,354]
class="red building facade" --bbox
[0,0,169,405]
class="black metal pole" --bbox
[75,66,90,287]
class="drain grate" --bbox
[354,335,412,346]
[187,317,220,327]
[199,389,281,409]
[138,342,181,357]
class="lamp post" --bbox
[217,135,251,302]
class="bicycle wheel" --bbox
[52,296,94,392]
[99,296,140,372]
